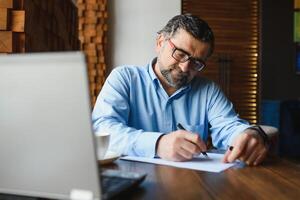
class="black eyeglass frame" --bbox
[167,39,206,72]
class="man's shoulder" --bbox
[112,64,147,72]
[107,65,150,85]
[111,65,147,77]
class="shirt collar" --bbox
[148,57,159,83]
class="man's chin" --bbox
[161,71,188,88]
[172,78,188,88]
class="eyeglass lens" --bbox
[173,49,205,71]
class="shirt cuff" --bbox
[134,132,164,158]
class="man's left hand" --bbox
[222,128,269,166]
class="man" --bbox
[92,14,269,166]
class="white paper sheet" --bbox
[121,153,237,173]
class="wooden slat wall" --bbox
[182,0,260,124]
[0,0,23,53]
[77,0,108,106]
[0,0,106,107]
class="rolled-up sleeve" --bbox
[92,67,163,157]
[207,82,250,149]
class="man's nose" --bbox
[178,60,191,72]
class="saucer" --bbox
[98,151,121,165]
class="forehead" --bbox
[170,29,211,59]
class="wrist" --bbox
[155,133,166,157]
[246,125,269,146]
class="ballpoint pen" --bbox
[177,123,209,158]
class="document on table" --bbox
[121,153,237,173]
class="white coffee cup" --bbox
[95,132,110,160]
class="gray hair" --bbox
[157,14,215,57]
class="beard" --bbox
[160,64,189,89]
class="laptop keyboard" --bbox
[0,169,146,200]
[100,169,146,200]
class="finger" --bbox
[239,137,259,162]
[253,148,268,166]
[227,134,249,162]
[177,147,194,160]
[184,132,207,152]
[181,139,201,155]
[172,154,187,162]
[168,146,189,162]
[244,148,260,166]
[222,148,232,163]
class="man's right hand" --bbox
[156,130,207,161]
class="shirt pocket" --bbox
[184,124,207,142]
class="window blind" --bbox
[182,0,260,124]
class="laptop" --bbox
[0,52,146,200]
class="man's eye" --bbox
[175,50,187,58]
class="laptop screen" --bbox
[0,52,102,200]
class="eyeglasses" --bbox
[167,39,206,71]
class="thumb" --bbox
[222,148,232,163]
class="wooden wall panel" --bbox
[0,0,79,54]
[0,0,13,8]
[77,0,108,106]
[0,0,106,107]
[0,8,9,30]
[182,0,260,124]
[23,0,79,52]
[0,31,12,52]
[11,10,24,32]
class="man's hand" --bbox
[222,129,269,166]
[156,130,207,161]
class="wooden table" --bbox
[103,155,300,200]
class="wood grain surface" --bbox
[103,155,300,200]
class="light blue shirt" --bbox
[92,58,250,158]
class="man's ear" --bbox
[155,34,165,53]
